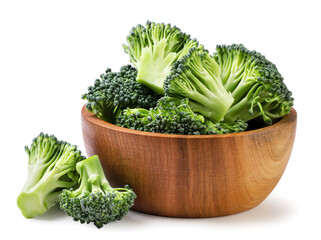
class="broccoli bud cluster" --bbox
[82,65,159,123]
[116,97,207,135]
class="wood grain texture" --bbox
[81,105,297,217]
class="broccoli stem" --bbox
[17,168,76,218]
[137,39,177,94]
[75,155,113,195]
[222,53,250,92]
[231,78,259,104]
[223,98,262,123]
[182,70,234,122]
[224,93,278,124]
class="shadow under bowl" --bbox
[81,105,297,218]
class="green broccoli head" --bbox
[116,96,207,135]
[82,65,159,123]
[214,44,294,124]
[17,133,85,218]
[164,44,293,125]
[59,155,136,229]
[164,48,234,122]
[122,21,201,94]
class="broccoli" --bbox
[204,119,248,135]
[164,48,234,122]
[59,155,136,228]
[116,96,207,135]
[116,96,246,135]
[214,44,294,124]
[123,21,201,94]
[82,65,159,123]
[17,133,85,218]
[164,44,293,125]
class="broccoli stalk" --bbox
[17,133,85,218]
[164,48,234,122]
[59,155,136,229]
[214,44,293,124]
[123,21,200,94]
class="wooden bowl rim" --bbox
[81,105,297,139]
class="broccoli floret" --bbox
[116,96,207,135]
[59,155,136,228]
[165,44,293,125]
[17,133,85,218]
[123,21,201,94]
[116,96,247,135]
[204,119,248,135]
[214,44,294,124]
[82,65,159,123]
[164,48,234,122]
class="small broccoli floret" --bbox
[17,133,85,218]
[116,96,207,135]
[59,155,136,229]
[123,21,201,94]
[204,119,248,135]
[214,44,293,124]
[82,65,159,123]
[164,48,234,122]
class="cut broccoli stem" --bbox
[123,21,200,95]
[17,172,76,218]
[137,39,177,94]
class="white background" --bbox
[1,0,320,239]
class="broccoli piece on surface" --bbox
[17,133,85,218]
[82,65,159,123]
[116,96,207,135]
[214,44,293,124]
[59,155,136,229]
[123,21,201,94]
[164,48,234,122]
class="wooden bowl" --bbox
[81,105,297,217]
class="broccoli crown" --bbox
[214,44,294,124]
[59,155,136,229]
[165,44,293,125]
[17,133,85,218]
[123,21,201,94]
[164,48,234,122]
[82,65,159,123]
[116,96,207,135]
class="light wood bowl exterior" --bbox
[81,105,297,217]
